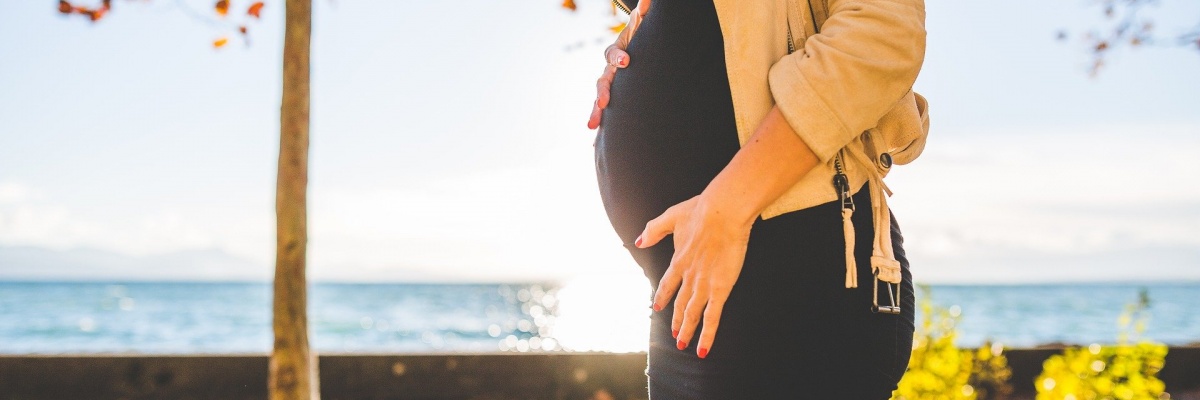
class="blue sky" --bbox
[1,0,1197,283]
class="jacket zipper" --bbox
[791,0,851,206]
[833,152,853,211]
[787,25,795,54]
[613,0,631,15]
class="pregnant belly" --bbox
[592,18,740,244]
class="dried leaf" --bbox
[215,0,229,16]
[58,0,72,14]
[81,7,105,22]
[247,1,264,18]
[214,37,229,48]
[239,25,248,35]
[609,22,626,34]
[1095,41,1109,51]
[562,0,576,11]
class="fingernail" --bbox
[634,236,643,247]
[652,303,662,312]
[671,329,678,338]
[698,348,709,359]
[617,55,626,66]
[676,340,687,350]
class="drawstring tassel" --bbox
[842,207,857,288]
[869,173,902,285]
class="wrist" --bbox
[696,187,758,231]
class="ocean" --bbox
[1,280,1197,354]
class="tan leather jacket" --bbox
[612,0,930,290]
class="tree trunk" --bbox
[270,0,316,398]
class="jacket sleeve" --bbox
[768,0,927,162]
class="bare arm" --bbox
[634,106,818,358]
[701,106,818,227]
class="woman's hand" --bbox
[586,0,652,130]
[635,107,823,359]
[635,194,754,359]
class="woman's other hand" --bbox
[635,194,753,359]
[587,0,651,130]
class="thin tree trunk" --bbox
[270,0,316,398]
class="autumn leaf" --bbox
[247,1,264,18]
[239,25,248,35]
[78,7,106,22]
[215,0,229,16]
[562,0,576,11]
[214,37,229,48]
[609,22,626,34]
[58,0,72,14]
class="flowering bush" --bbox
[1035,290,1169,400]
[892,285,1012,400]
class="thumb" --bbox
[606,47,629,68]
[636,205,678,248]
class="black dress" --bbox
[593,0,916,398]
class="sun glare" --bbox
[550,272,652,353]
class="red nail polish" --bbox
[671,329,678,338]
[634,236,643,247]
[676,340,686,350]
[698,348,709,359]
[652,303,662,312]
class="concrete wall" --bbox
[0,348,1197,399]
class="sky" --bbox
[0,0,1197,284]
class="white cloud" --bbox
[307,139,637,282]
[885,123,1200,281]
[0,182,37,204]
[2,124,1197,283]
[0,182,270,264]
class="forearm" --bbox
[698,106,820,226]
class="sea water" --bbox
[0,281,1196,354]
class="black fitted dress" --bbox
[592,0,916,398]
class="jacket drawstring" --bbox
[840,148,901,288]
[842,207,856,287]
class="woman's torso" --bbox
[593,0,739,255]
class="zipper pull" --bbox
[832,172,853,212]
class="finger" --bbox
[636,204,681,248]
[696,286,730,359]
[596,64,616,108]
[675,279,709,351]
[586,64,618,129]
[606,48,629,69]
[637,0,652,15]
[614,7,641,50]
[671,274,695,347]
[652,251,685,311]
[587,99,602,130]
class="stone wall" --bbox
[1,347,1197,399]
